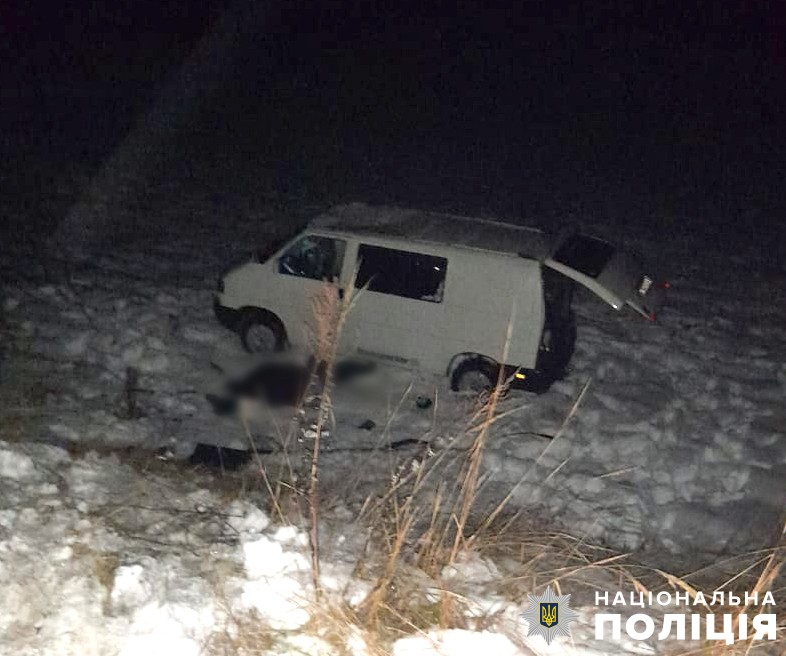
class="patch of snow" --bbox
[111,563,154,613]
[441,552,500,584]
[0,448,38,481]
[119,602,215,656]
[242,535,310,578]
[225,500,270,535]
[3,296,20,311]
[273,525,308,545]
[239,576,311,630]
[63,330,93,357]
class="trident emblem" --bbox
[540,603,558,628]
[522,585,578,645]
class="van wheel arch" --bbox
[448,353,501,392]
[237,307,288,353]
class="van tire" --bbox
[238,310,286,353]
[450,358,499,393]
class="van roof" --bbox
[310,203,551,259]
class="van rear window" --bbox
[356,244,447,302]
[553,235,615,278]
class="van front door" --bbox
[273,234,347,349]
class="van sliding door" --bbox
[343,243,449,373]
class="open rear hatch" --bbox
[543,232,664,320]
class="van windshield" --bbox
[552,235,615,278]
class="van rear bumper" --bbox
[213,298,242,332]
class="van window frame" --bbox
[276,233,347,283]
[354,242,448,303]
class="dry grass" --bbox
[69,545,121,615]
[276,407,785,653]
[305,280,357,596]
[203,610,277,656]
[349,376,607,643]
[211,286,786,655]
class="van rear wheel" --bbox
[450,358,498,393]
[239,310,285,354]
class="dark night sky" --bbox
[3,0,786,243]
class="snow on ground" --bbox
[2,208,786,653]
[0,436,371,655]
[2,222,785,568]
[0,436,631,656]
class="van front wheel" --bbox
[239,310,286,354]
[450,358,498,393]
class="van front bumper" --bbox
[213,298,242,332]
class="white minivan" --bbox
[214,203,663,392]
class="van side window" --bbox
[278,236,345,282]
[552,235,615,278]
[355,244,447,303]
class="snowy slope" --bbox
[0,436,726,656]
[2,218,785,569]
[0,437,375,655]
[3,199,786,656]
